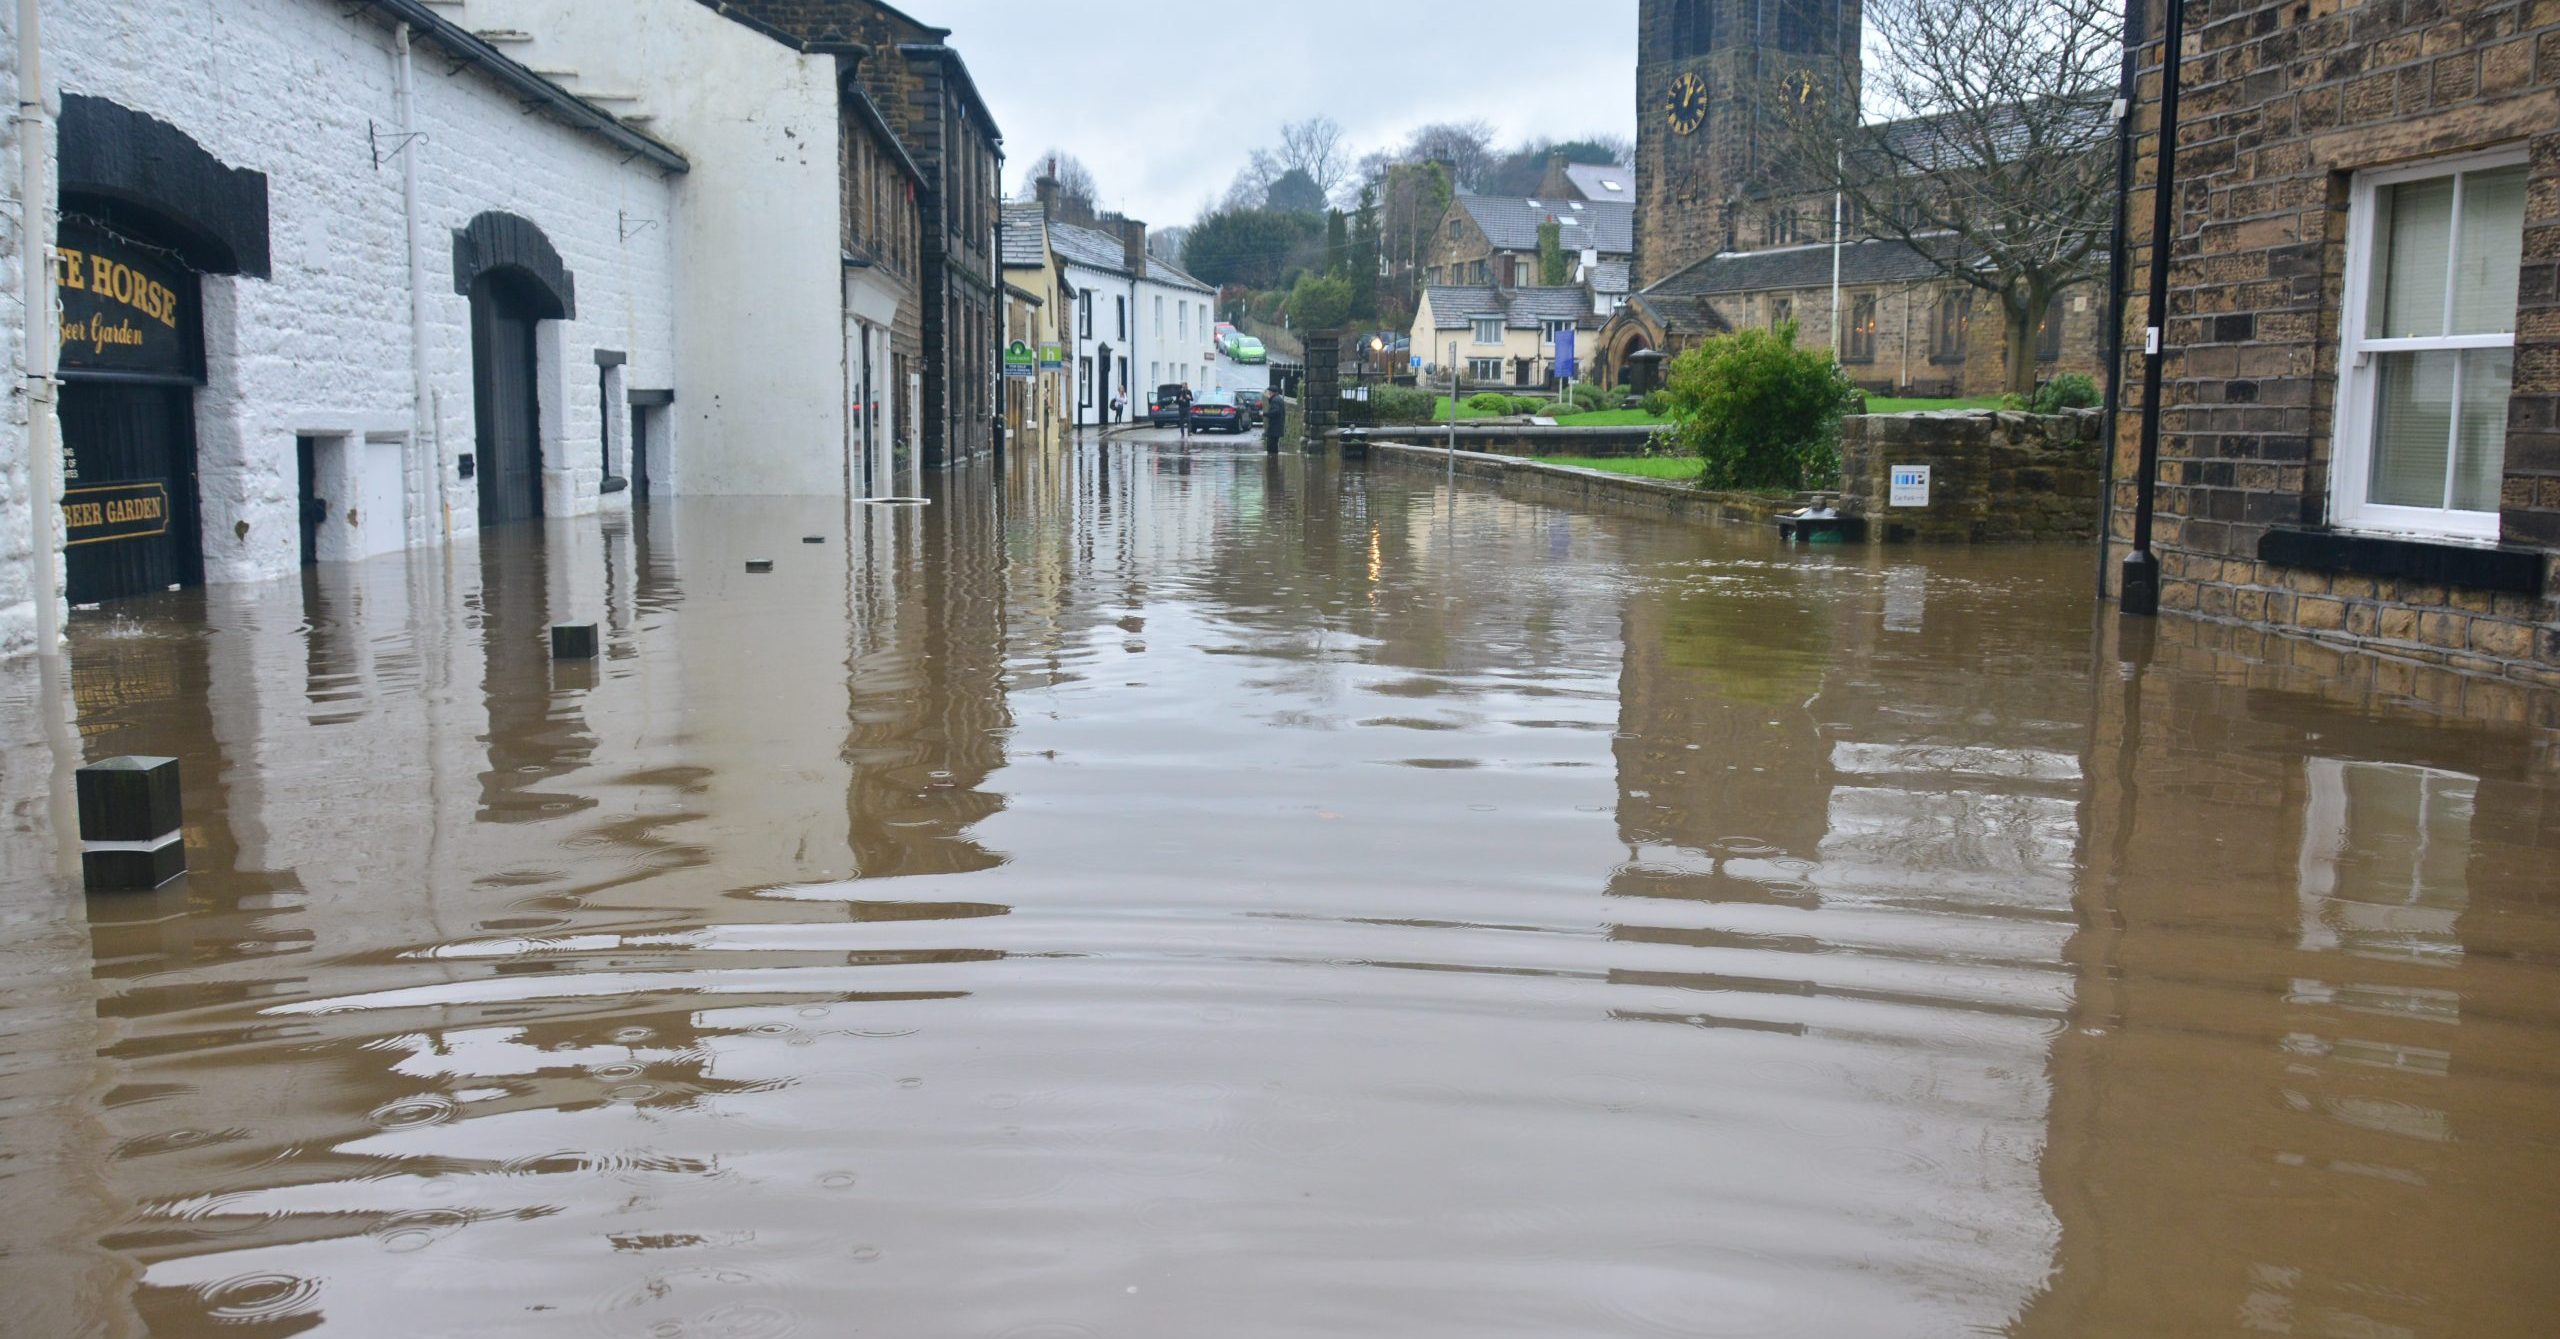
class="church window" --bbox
[1845,293,1878,362]
[1671,0,1714,57]
[1770,297,1793,329]
[1930,291,1972,363]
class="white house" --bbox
[1045,208,1215,427]
[2,0,683,651]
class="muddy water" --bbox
[3,439,2557,1337]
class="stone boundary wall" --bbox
[1366,443,1797,530]
[1840,410,2104,543]
[1360,424,1666,458]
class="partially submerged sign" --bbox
[63,481,171,547]
[1889,465,1932,508]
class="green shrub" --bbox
[2031,372,2101,414]
[1466,391,1515,412]
[1371,385,1438,423]
[1537,400,1574,416]
[1284,273,1356,332]
[1510,395,1549,415]
[1664,323,1860,491]
[1568,382,1608,412]
[1640,390,1672,418]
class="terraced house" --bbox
[2110,0,2560,692]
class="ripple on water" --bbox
[367,1094,457,1130]
[198,1272,321,1323]
[593,1267,799,1339]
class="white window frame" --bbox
[1542,319,1573,348]
[2329,147,2527,543]
[1470,316,1503,346]
[1466,356,1504,382]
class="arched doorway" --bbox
[452,212,576,529]
[470,270,546,525]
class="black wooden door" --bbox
[61,380,202,603]
[471,275,543,526]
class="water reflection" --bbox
[0,437,2552,1335]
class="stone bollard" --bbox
[77,756,187,891]
[551,623,599,659]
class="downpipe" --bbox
[394,23,444,542]
[20,0,60,651]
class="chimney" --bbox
[1035,174,1061,217]
[1540,151,1571,199]
[1112,215,1148,274]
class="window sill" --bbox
[2258,527,2543,596]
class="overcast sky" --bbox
[917,0,1640,228]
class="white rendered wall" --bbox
[462,0,849,497]
[11,0,679,611]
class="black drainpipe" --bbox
[2096,0,2144,600]
[2123,0,2187,617]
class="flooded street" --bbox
[4,436,2558,1337]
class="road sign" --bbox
[1890,464,1932,507]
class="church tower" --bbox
[1633,0,1863,287]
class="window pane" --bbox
[2377,176,2453,339]
[2368,349,2454,508]
[2452,347,2512,512]
[2452,165,2526,335]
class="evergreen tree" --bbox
[1324,209,1349,280]
[1350,188,1382,317]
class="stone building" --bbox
[2108,0,2560,690]
[1410,285,1605,390]
[1,0,684,652]
[1001,200,1075,453]
[1039,188,1217,429]
[1423,192,1635,290]
[714,1,1003,470]
[1598,0,2109,398]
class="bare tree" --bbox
[1768,0,2122,397]
[1277,116,1351,201]
[1015,149,1101,216]
[1401,121,1497,192]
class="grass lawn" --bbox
[1538,455,1703,481]
[1864,394,2003,413]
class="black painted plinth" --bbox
[2121,551,2162,616]
[803,536,825,545]
[746,559,774,573]
[83,840,186,893]
[77,756,181,842]
[551,623,598,659]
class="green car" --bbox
[1218,330,1267,364]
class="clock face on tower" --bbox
[1662,71,1707,136]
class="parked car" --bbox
[1233,389,1267,427]
[1186,390,1246,434]
[1218,330,1268,364]
[1147,383,1191,427]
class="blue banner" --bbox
[1555,325,1577,382]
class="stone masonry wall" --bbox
[1842,410,2106,542]
[2111,0,2560,689]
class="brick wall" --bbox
[2113,0,2560,689]
[1841,410,2107,542]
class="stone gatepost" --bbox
[1300,332,1340,452]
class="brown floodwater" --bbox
[3,437,2557,1337]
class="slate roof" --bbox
[1000,202,1050,268]
[1564,163,1633,204]
[1145,253,1213,294]
[1643,235,1971,299]
[1870,98,2114,178]
[1422,285,1600,331]
[1457,195,1634,255]
[1047,218,1133,275]
[1587,261,1630,296]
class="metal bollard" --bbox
[77,756,187,891]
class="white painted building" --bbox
[1,0,684,654]
[450,0,876,499]
[1046,213,1214,427]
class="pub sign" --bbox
[56,219,203,383]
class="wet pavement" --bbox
[3,434,2558,1336]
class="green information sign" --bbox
[1003,339,1036,379]
[1039,342,1065,370]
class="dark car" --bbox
[1234,389,1268,427]
[1187,390,1245,434]
[1147,384,1191,427]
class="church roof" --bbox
[1587,261,1630,296]
[1457,195,1634,255]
